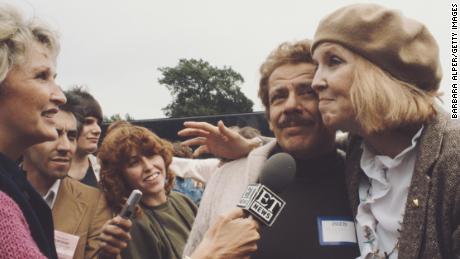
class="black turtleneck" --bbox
[251,147,359,259]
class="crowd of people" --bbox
[0,2,458,259]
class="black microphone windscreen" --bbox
[258,152,296,194]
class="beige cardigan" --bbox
[183,140,277,256]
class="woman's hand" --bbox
[97,216,132,258]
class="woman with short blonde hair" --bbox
[0,5,59,82]
[349,55,438,134]
[0,4,65,259]
[311,3,459,258]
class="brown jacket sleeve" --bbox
[84,191,112,259]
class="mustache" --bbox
[277,114,313,128]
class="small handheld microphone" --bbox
[119,189,143,219]
[91,189,142,258]
[237,152,296,227]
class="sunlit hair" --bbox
[98,122,175,216]
[105,120,131,134]
[259,39,313,117]
[0,4,60,85]
[351,53,438,134]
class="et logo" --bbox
[237,184,286,226]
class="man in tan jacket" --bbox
[23,102,112,259]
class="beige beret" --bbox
[312,3,442,92]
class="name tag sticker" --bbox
[317,216,357,246]
[54,230,80,259]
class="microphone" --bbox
[90,189,142,259]
[237,152,296,227]
[119,189,143,219]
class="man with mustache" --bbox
[182,40,359,258]
[22,100,119,259]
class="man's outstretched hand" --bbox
[178,120,261,159]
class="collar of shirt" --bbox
[43,179,61,209]
[360,126,424,184]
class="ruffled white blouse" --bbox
[356,127,423,259]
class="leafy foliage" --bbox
[159,59,253,117]
[103,113,134,123]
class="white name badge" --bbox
[317,216,357,246]
[54,230,80,259]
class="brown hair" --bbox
[172,141,193,158]
[237,126,261,139]
[64,86,103,127]
[258,39,313,117]
[98,123,175,215]
[105,120,131,134]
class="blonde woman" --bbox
[0,4,66,258]
[311,3,459,258]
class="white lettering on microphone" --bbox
[255,189,283,211]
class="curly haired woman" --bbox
[98,123,197,259]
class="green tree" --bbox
[158,59,253,117]
[103,113,134,123]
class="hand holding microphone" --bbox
[94,190,142,258]
[190,153,296,259]
[191,208,260,259]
